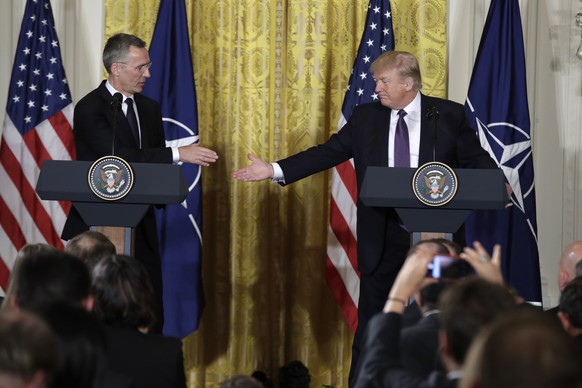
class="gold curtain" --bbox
[104,1,447,387]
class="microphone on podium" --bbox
[110,93,123,155]
[426,106,439,161]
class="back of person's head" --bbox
[65,231,116,270]
[91,254,156,331]
[36,302,107,388]
[420,281,450,311]
[407,239,449,257]
[251,370,273,388]
[460,309,582,388]
[219,375,263,388]
[430,238,462,256]
[8,249,91,312]
[558,276,582,333]
[0,309,60,388]
[103,33,147,74]
[438,277,516,365]
[279,360,310,388]
[559,240,582,292]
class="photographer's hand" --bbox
[459,241,504,285]
[383,247,436,314]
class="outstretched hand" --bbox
[232,153,274,181]
[178,143,219,166]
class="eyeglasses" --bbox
[115,61,152,74]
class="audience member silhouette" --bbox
[354,242,517,388]
[3,247,92,312]
[91,254,186,388]
[65,230,117,270]
[547,240,582,315]
[460,308,582,388]
[37,302,130,388]
[0,309,59,388]
[279,360,311,388]
[219,375,263,388]
[558,276,582,350]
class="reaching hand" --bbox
[232,153,274,181]
[178,143,219,166]
[383,247,436,313]
[459,241,504,285]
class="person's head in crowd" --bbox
[36,302,108,388]
[407,239,449,312]
[251,370,273,388]
[438,277,516,372]
[219,375,263,388]
[0,309,60,388]
[103,33,151,96]
[558,276,582,337]
[5,248,92,313]
[431,238,462,257]
[279,360,311,388]
[369,51,422,110]
[558,240,582,292]
[91,254,156,332]
[460,309,582,388]
[575,260,582,278]
[65,231,116,270]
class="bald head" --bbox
[559,240,582,292]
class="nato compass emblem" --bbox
[88,156,134,201]
[412,162,458,207]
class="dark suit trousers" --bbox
[348,216,411,387]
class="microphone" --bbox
[110,92,123,112]
[426,106,439,161]
[110,93,123,155]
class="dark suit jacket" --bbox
[400,312,443,379]
[277,95,498,274]
[105,326,186,388]
[62,80,172,243]
[354,312,457,388]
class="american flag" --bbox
[0,0,74,290]
[326,0,394,332]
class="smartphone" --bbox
[427,255,472,279]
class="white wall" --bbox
[2,0,581,307]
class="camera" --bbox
[426,255,472,279]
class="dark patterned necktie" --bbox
[125,98,140,148]
[394,109,410,167]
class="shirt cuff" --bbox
[171,147,180,163]
[271,162,285,183]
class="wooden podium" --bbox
[36,160,188,254]
[359,166,508,244]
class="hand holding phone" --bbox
[426,255,472,279]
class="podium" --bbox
[36,160,188,254]
[360,166,508,244]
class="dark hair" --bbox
[438,278,516,364]
[462,309,582,388]
[9,249,91,311]
[91,255,156,331]
[65,231,116,270]
[406,239,449,257]
[279,360,311,388]
[430,238,462,256]
[0,309,60,385]
[559,276,582,327]
[102,33,146,74]
[37,302,107,388]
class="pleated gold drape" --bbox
[104,1,446,387]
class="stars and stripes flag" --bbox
[0,0,74,290]
[326,0,394,332]
[464,0,541,303]
[141,0,204,337]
